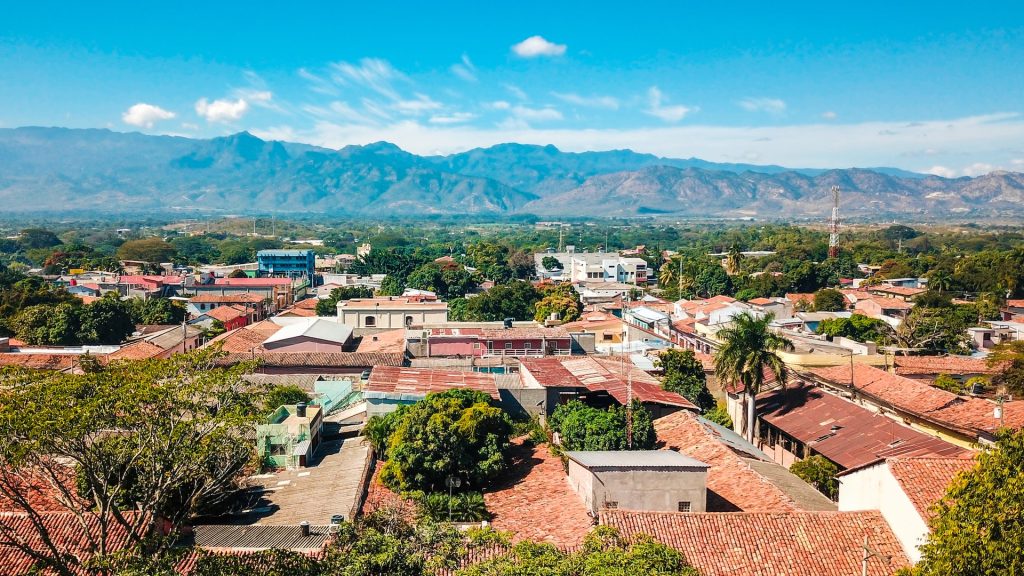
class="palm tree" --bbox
[725,244,744,276]
[713,312,794,443]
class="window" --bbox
[602,333,614,341]
[504,342,513,349]
[270,443,287,455]
[365,316,376,327]
[606,501,618,509]
[677,501,691,513]
[473,343,481,349]
[405,315,414,327]
[523,342,532,349]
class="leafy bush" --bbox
[413,491,490,522]
[789,455,839,500]
[263,385,311,413]
[656,349,715,412]
[703,402,733,428]
[364,405,410,459]
[380,390,512,493]
[933,373,963,394]
[549,400,656,451]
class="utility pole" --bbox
[828,185,841,259]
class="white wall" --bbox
[838,462,929,563]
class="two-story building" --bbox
[337,297,448,329]
[257,249,316,281]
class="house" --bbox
[867,284,927,302]
[256,403,323,469]
[193,304,250,332]
[188,293,268,322]
[561,313,624,349]
[362,366,499,417]
[190,277,297,312]
[810,363,1024,446]
[600,509,909,576]
[891,355,1003,382]
[519,356,697,418]
[535,250,647,285]
[257,249,315,280]
[654,410,836,512]
[262,318,353,353]
[190,524,333,553]
[573,281,636,304]
[565,451,709,515]
[277,298,319,318]
[336,297,448,329]
[111,324,204,360]
[784,292,815,310]
[754,382,967,470]
[837,456,975,563]
[746,296,794,318]
[408,325,572,358]
[1001,299,1024,321]
[855,297,914,323]
[116,274,183,298]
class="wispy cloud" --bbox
[121,103,175,128]
[504,84,528,101]
[821,111,838,120]
[393,93,443,115]
[511,105,563,122]
[298,68,339,96]
[644,87,694,122]
[429,112,477,125]
[511,35,567,58]
[195,97,249,123]
[552,92,619,110]
[329,58,407,101]
[450,54,477,82]
[739,97,787,114]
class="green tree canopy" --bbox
[462,281,541,322]
[812,288,846,312]
[816,314,889,343]
[912,430,1023,575]
[656,349,714,412]
[541,255,562,271]
[116,237,177,263]
[548,400,656,451]
[380,390,513,493]
[788,455,839,499]
[316,286,375,316]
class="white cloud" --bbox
[121,103,175,128]
[429,112,477,125]
[821,111,838,120]
[450,54,477,82]
[195,97,249,123]
[488,100,512,110]
[926,165,958,178]
[504,84,528,101]
[962,162,996,177]
[644,87,694,122]
[298,68,339,96]
[511,105,563,122]
[330,58,406,101]
[739,97,787,114]
[511,35,567,58]
[249,113,1024,174]
[552,92,619,110]
[393,93,443,115]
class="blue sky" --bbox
[2,1,1023,175]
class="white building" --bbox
[337,297,448,329]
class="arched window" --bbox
[365,316,376,327]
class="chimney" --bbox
[300,521,310,537]
[296,403,307,418]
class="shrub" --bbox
[549,400,656,451]
[789,455,839,500]
[413,491,490,522]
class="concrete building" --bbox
[569,255,649,285]
[337,297,448,329]
[262,318,354,353]
[190,277,299,312]
[256,403,323,469]
[257,249,315,280]
[837,457,974,563]
[408,325,572,358]
[565,450,709,515]
[362,366,500,418]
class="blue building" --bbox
[257,249,315,280]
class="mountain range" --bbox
[1,127,1022,219]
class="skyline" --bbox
[2,2,1024,175]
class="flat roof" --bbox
[565,450,708,470]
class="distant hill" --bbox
[0,127,1020,218]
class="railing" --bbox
[484,348,572,357]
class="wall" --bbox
[838,463,929,563]
[339,308,448,329]
[428,337,477,357]
[262,337,347,353]
[567,460,708,516]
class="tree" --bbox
[130,297,186,325]
[406,263,478,300]
[459,526,698,576]
[227,268,248,278]
[816,314,888,343]
[789,455,839,500]
[380,390,512,493]
[656,349,714,412]
[378,274,406,296]
[17,228,61,250]
[316,286,375,316]
[0,351,260,574]
[812,288,845,312]
[988,341,1024,396]
[548,400,656,451]
[933,373,963,394]
[714,312,794,442]
[725,244,744,275]
[462,281,541,322]
[13,302,82,345]
[891,306,971,354]
[263,385,311,413]
[77,294,135,344]
[364,406,411,460]
[116,238,177,263]
[912,430,1022,575]
[692,259,732,298]
[533,283,582,323]
[541,255,562,271]
[507,249,536,280]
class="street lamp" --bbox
[445,476,462,522]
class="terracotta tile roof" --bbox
[886,457,976,521]
[748,297,773,305]
[107,340,165,361]
[484,440,594,547]
[869,284,927,297]
[295,298,319,309]
[359,462,416,519]
[0,354,79,371]
[812,364,1024,437]
[519,357,697,410]
[654,411,833,512]
[785,293,815,305]
[190,293,266,304]
[205,305,249,323]
[366,366,499,399]
[74,295,100,305]
[600,509,910,576]
[353,329,406,354]
[560,314,624,332]
[217,352,404,369]
[758,383,967,469]
[0,466,83,514]
[1005,299,1024,308]
[0,512,143,575]
[892,355,1003,376]
[859,297,915,310]
[206,321,284,352]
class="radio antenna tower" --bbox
[828,185,841,258]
